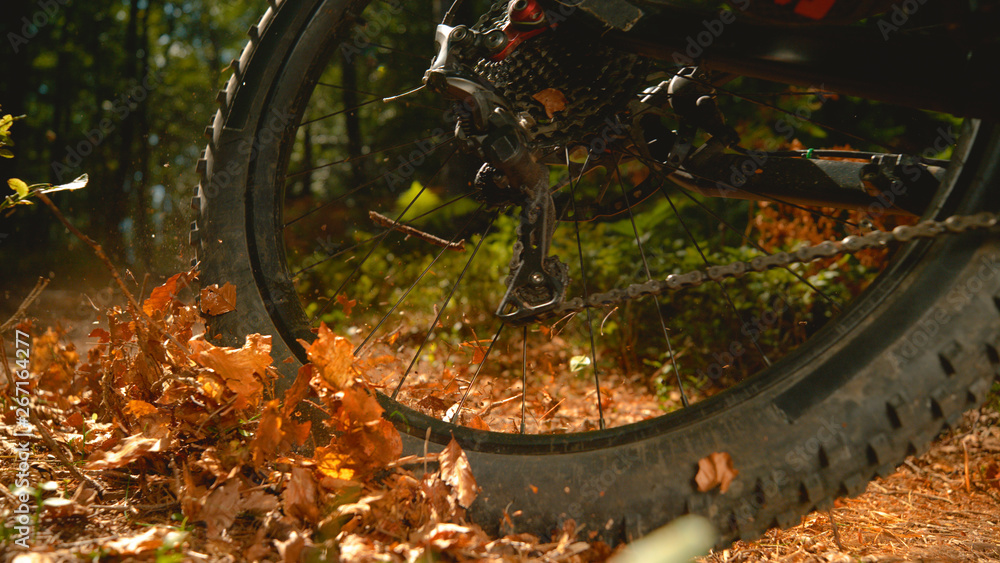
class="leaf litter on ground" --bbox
[0,270,616,562]
[2,268,1000,561]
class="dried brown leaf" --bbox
[125,399,159,418]
[250,399,285,467]
[299,322,354,390]
[314,446,356,480]
[200,479,240,537]
[336,293,357,316]
[440,437,477,508]
[103,527,167,555]
[86,432,168,470]
[532,88,567,119]
[189,334,273,410]
[143,271,194,317]
[695,451,738,493]
[284,466,321,524]
[200,282,237,315]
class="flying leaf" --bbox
[199,479,240,537]
[200,283,237,315]
[336,293,357,316]
[439,437,477,508]
[569,355,591,372]
[143,271,194,316]
[299,322,354,390]
[8,178,28,198]
[695,451,738,493]
[284,466,321,524]
[532,88,567,119]
[249,399,285,467]
[460,339,491,364]
[125,400,159,418]
[314,446,356,480]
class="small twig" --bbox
[827,508,845,551]
[479,393,524,417]
[875,490,956,505]
[1,276,49,333]
[91,501,179,512]
[369,210,466,251]
[27,409,106,497]
[963,440,972,493]
[194,396,239,436]
[35,192,189,356]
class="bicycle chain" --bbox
[525,211,1000,323]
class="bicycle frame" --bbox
[550,0,998,120]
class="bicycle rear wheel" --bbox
[191,0,1000,543]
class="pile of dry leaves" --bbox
[0,271,609,561]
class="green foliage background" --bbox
[0,0,266,280]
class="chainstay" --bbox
[533,212,1000,323]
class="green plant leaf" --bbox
[8,178,28,198]
[0,148,13,158]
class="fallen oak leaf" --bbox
[200,282,237,315]
[189,334,273,410]
[440,437,477,508]
[85,431,169,470]
[695,451,738,493]
[125,399,159,418]
[103,526,170,556]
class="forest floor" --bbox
[1,278,998,562]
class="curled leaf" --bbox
[440,437,478,508]
[695,451,738,493]
[200,282,237,315]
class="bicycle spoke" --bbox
[284,139,457,227]
[353,203,487,355]
[292,190,476,278]
[614,163,689,407]
[391,210,501,399]
[566,149,606,430]
[657,182,773,369]
[311,149,456,320]
[448,323,505,424]
[521,325,528,434]
[623,153,844,310]
[287,131,446,180]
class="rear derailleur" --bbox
[423,15,569,326]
